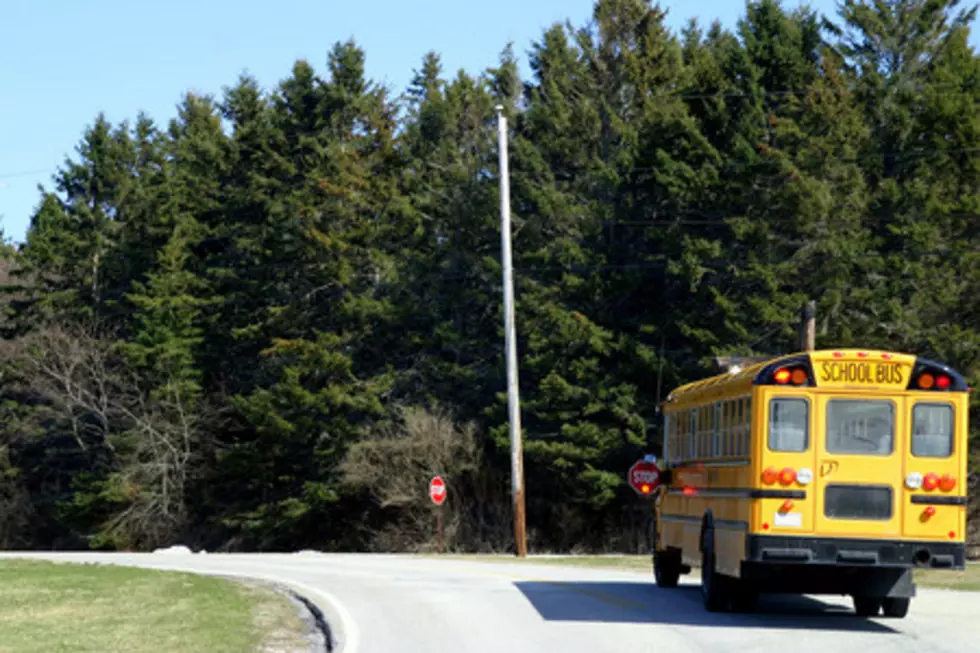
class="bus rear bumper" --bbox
[745,534,966,569]
[741,535,966,598]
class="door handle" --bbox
[820,460,839,478]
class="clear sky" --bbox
[0,0,970,244]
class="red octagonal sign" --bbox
[628,458,661,497]
[429,476,447,505]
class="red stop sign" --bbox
[628,459,661,496]
[429,476,447,505]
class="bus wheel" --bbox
[853,596,882,617]
[700,532,729,612]
[881,597,910,619]
[653,548,681,588]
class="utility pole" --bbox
[799,300,816,352]
[496,105,527,558]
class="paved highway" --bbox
[3,552,978,653]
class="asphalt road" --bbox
[3,552,979,653]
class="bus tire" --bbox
[700,530,729,612]
[853,596,881,617]
[653,548,681,588]
[881,597,910,619]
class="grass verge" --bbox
[0,560,309,653]
[429,554,980,591]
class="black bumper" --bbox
[746,534,966,569]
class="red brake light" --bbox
[774,368,791,384]
[923,473,940,491]
[779,468,796,486]
[939,474,956,492]
[936,375,951,390]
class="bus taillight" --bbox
[939,474,956,491]
[762,467,778,485]
[779,468,797,486]
[923,473,940,491]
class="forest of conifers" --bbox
[0,0,978,553]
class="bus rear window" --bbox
[826,400,894,455]
[912,404,954,458]
[768,398,808,452]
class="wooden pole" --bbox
[436,507,444,554]
[496,105,527,559]
[800,300,816,352]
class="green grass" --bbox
[429,553,980,591]
[0,560,308,653]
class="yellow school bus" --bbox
[651,349,970,618]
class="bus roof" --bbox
[663,349,966,408]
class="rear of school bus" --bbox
[654,350,969,617]
[742,349,969,618]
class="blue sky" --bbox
[0,0,969,243]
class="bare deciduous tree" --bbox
[340,404,505,552]
[3,322,209,550]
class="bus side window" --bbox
[744,395,752,455]
[724,400,732,457]
[736,398,745,456]
[713,403,722,458]
[706,405,712,458]
[689,409,697,461]
[704,405,710,459]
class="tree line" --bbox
[0,0,978,553]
